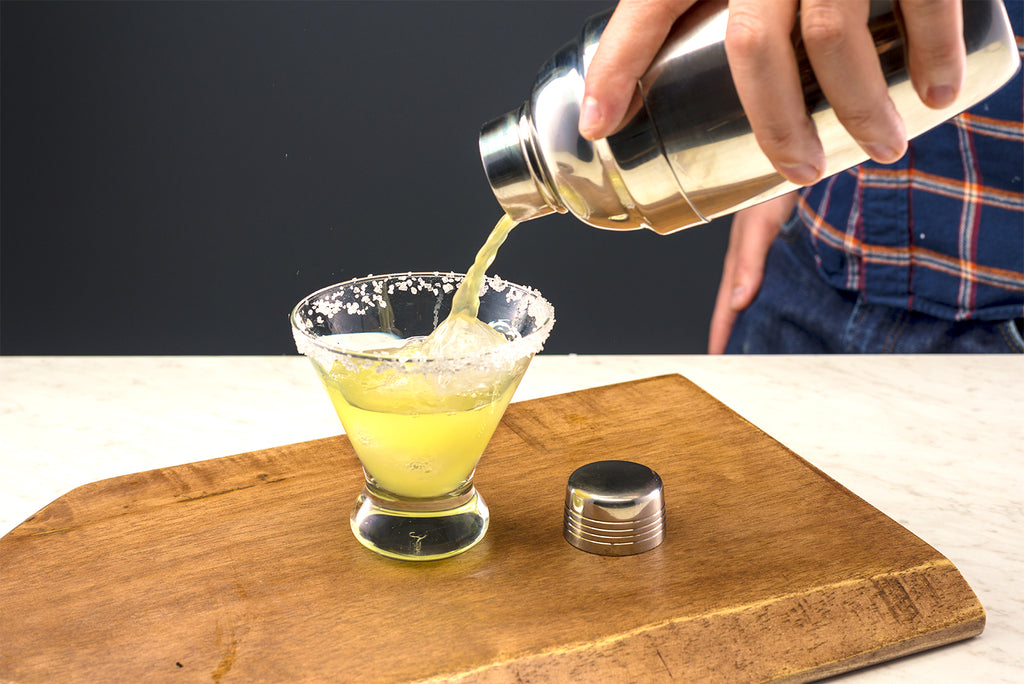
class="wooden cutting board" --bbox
[0,375,983,684]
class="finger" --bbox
[898,0,965,109]
[800,0,907,163]
[708,237,741,354]
[725,0,826,185]
[729,193,794,307]
[708,194,795,354]
[580,0,696,140]
[729,219,780,310]
[708,298,739,354]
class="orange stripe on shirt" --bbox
[955,112,1024,141]
[797,198,1024,292]
[856,168,1024,211]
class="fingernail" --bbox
[778,163,821,186]
[862,141,904,163]
[578,95,603,138]
[926,85,957,109]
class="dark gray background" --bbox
[1,0,730,355]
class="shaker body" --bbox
[479,0,1021,234]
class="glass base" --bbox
[349,483,490,561]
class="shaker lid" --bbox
[563,460,665,556]
[479,107,559,222]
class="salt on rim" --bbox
[289,272,555,375]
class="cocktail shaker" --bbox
[479,0,1020,234]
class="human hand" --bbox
[579,0,966,186]
[707,192,797,354]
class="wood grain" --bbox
[0,375,984,683]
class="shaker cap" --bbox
[563,460,665,556]
[479,107,559,222]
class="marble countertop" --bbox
[1,354,1021,682]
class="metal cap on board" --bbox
[563,460,665,556]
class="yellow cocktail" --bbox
[291,272,553,561]
[313,335,528,499]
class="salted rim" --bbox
[290,271,555,372]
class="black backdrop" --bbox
[1,0,731,355]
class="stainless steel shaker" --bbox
[479,0,1020,234]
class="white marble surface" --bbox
[1,354,1021,682]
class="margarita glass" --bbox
[291,272,554,561]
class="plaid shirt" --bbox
[795,1,1024,322]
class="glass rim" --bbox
[289,271,555,366]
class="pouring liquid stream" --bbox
[414,212,519,356]
[353,212,519,358]
[314,213,523,499]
